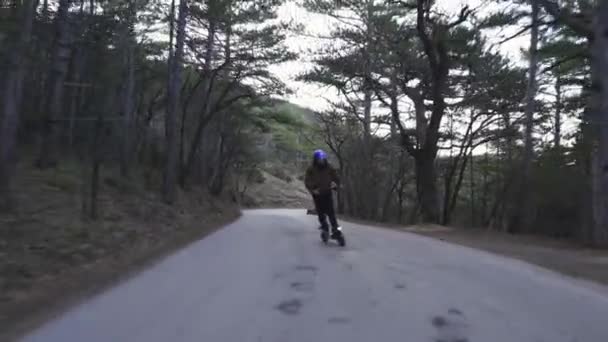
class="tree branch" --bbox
[534,0,592,38]
[447,6,473,29]
[416,0,437,71]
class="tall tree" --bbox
[37,0,72,169]
[380,0,473,223]
[179,0,293,188]
[510,0,540,233]
[534,0,608,245]
[591,0,608,245]
[163,0,188,204]
[0,0,40,208]
[302,0,403,220]
[119,0,138,178]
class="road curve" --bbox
[21,209,608,342]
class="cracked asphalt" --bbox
[21,209,608,342]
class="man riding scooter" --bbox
[304,149,343,242]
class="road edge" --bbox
[341,217,608,291]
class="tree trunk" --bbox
[336,156,345,214]
[163,0,188,204]
[510,1,539,233]
[42,0,49,17]
[481,150,490,224]
[383,75,401,221]
[443,149,471,225]
[167,0,175,85]
[37,0,72,169]
[381,160,403,222]
[397,177,405,223]
[591,1,608,245]
[179,77,204,180]
[358,0,374,220]
[120,4,136,178]
[0,0,39,209]
[412,0,451,224]
[469,151,475,226]
[363,0,373,143]
[554,73,562,149]
[442,112,476,225]
[361,91,373,219]
[180,18,217,187]
[209,118,227,195]
[415,153,440,223]
[89,104,104,220]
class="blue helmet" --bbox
[313,149,327,161]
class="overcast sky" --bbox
[271,0,530,111]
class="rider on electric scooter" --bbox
[304,149,342,238]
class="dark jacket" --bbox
[304,163,339,194]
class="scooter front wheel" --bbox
[337,234,346,247]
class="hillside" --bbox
[242,170,311,209]
[236,100,320,209]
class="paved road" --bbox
[22,209,608,342]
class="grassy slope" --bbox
[0,161,239,340]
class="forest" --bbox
[1,0,608,335]
[300,0,608,246]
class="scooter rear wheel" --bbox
[321,231,329,244]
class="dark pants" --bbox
[313,191,339,230]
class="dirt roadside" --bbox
[413,227,608,286]
[342,216,608,287]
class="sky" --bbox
[271,0,531,111]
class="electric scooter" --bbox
[319,185,345,247]
[320,224,345,247]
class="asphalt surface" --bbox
[22,209,608,342]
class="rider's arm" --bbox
[330,166,340,187]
